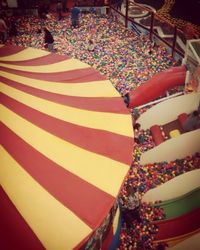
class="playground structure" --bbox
[2,45,199,250]
[126,39,200,157]
[117,37,199,249]
[124,39,200,111]
[145,170,200,248]
[130,90,200,248]
[110,72,200,248]
[0,45,134,250]
[138,92,200,162]
[127,65,186,108]
[130,40,199,249]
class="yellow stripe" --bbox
[1,71,120,97]
[0,147,92,249]
[1,106,130,197]
[0,58,89,73]
[0,47,49,61]
[1,83,133,137]
[113,207,120,234]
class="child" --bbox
[87,39,95,51]
[134,123,141,144]
[71,3,80,28]
[57,0,62,20]
[44,28,54,52]
[119,186,141,227]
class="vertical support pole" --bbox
[107,0,111,15]
[172,26,177,57]
[185,70,191,92]
[125,0,129,28]
[149,11,154,41]
[182,40,189,65]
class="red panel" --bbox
[150,125,165,146]
[155,207,200,240]
[0,53,69,65]
[178,113,188,129]
[128,66,186,108]
[0,66,106,83]
[0,45,24,57]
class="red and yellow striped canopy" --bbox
[0,45,133,249]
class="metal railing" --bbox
[108,0,199,58]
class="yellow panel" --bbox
[1,83,133,137]
[169,129,180,138]
[1,106,130,197]
[0,58,89,72]
[0,147,92,249]
[0,47,49,61]
[113,207,120,234]
[0,71,120,97]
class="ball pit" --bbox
[5,12,175,96]
[118,150,200,249]
[4,11,200,250]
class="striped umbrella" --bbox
[0,45,134,249]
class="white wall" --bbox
[140,129,200,165]
[138,92,200,129]
[142,169,200,202]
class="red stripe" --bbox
[0,45,24,57]
[0,53,70,65]
[1,76,128,114]
[0,66,106,83]
[1,123,115,229]
[0,186,45,250]
[1,94,133,165]
[155,207,200,240]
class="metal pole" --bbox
[107,0,111,15]
[136,91,183,109]
[149,11,154,41]
[125,0,129,28]
[172,26,177,57]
